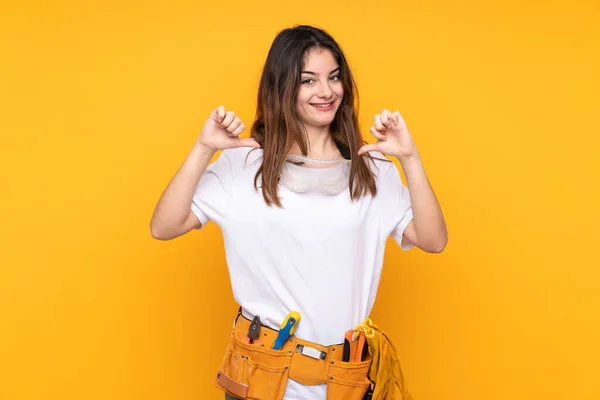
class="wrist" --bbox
[397,149,421,165]
[193,141,217,158]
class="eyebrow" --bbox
[301,67,340,75]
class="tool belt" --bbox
[214,312,372,400]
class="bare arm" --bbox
[399,151,447,253]
[150,143,215,240]
[359,108,448,253]
[150,105,260,241]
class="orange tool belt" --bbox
[214,312,373,400]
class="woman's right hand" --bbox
[197,106,261,150]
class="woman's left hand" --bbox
[358,109,417,160]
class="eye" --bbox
[329,75,341,81]
[301,78,315,85]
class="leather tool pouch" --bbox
[215,313,372,400]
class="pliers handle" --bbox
[241,336,264,346]
[343,330,366,362]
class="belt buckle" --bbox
[296,344,327,360]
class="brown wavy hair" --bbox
[251,25,377,206]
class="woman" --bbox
[150,25,447,400]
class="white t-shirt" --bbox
[191,147,413,400]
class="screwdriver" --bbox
[272,311,301,350]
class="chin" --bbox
[298,106,340,128]
[308,117,335,127]
[312,110,339,125]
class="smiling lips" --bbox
[311,101,335,111]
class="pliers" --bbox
[343,330,366,362]
[242,315,264,346]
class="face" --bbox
[296,48,344,130]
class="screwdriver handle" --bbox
[272,311,301,350]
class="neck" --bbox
[290,124,341,159]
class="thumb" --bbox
[231,138,262,149]
[211,105,225,123]
[357,143,378,156]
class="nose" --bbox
[317,80,333,99]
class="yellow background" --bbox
[1,0,599,399]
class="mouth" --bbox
[310,101,335,111]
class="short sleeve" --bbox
[380,160,414,251]
[190,151,234,228]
